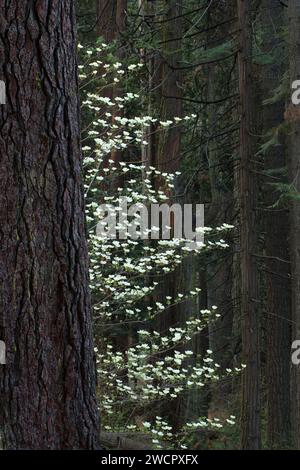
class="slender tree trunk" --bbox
[140,0,156,175]
[237,0,261,450]
[288,0,300,450]
[97,0,127,42]
[96,0,127,166]
[0,0,100,449]
[206,58,233,389]
[261,0,291,449]
[157,0,182,174]
[153,0,187,431]
[181,269,210,433]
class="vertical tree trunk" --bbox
[180,269,210,433]
[261,0,291,449]
[139,0,157,172]
[0,0,100,449]
[153,0,188,431]
[96,0,127,167]
[288,0,300,450]
[97,0,127,42]
[205,36,233,394]
[237,0,261,449]
[157,0,182,174]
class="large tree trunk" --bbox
[288,0,300,450]
[237,0,261,450]
[0,0,100,449]
[261,0,291,449]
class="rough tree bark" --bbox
[237,0,261,450]
[0,0,100,449]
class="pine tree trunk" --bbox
[0,0,100,449]
[237,0,261,450]
[288,0,300,450]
